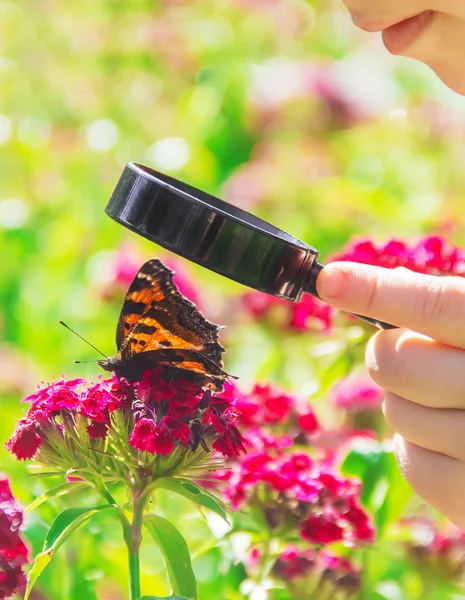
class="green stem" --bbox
[125,486,149,600]
[257,536,273,585]
[95,479,143,600]
[127,531,141,600]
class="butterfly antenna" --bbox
[74,360,101,364]
[59,321,108,360]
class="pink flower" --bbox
[273,545,317,580]
[103,244,201,307]
[87,422,108,440]
[273,545,360,584]
[290,295,335,332]
[5,419,43,460]
[129,418,159,454]
[333,235,465,278]
[252,384,294,424]
[234,382,316,432]
[0,564,27,600]
[108,242,142,292]
[331,375,384,413]
[321,552,358,573]
[401,516,465,577]
[300,516,345,545]
[0,477,29,599]
[242,292,336,333]
[80,383,116,423]
[297,410,319,433]
[222,441,374,545]
[157,416,191,445]
[25,377,84,417]
[207,410,247,458]
[129,416,191,456]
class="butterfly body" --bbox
[99,259,230,391]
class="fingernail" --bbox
[317,267,347,299]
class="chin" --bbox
[437,70,465,97]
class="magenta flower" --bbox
[273,545,317,580]
[130,416,191,457]
[5,419,43,461]
[272,546,361,596]
[0,477,29,600]
[7,367,246,481]
[297,411,320,434]
[242,291,336,333]
[233,382,320,438]
[300,516,344,545]
[332,235,465,277]
[86,421,108,439]
[129,418,160,454]
[402,517,465,578]
[223,440,374,545]
[23,377,84,417]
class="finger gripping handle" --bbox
[305,262,398,331]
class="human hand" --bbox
[340,0,465,95]
[317,262,465,528]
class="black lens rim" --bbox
[105,162,320,301]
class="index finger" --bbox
[316,262,465,349]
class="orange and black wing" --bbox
[117,308,229,390]
[116,259,224,367]
[116,259,175,348]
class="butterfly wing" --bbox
[116,259,224,366]
[116,259,176,348]
[113,258,228,389]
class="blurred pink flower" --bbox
[402,517,465,578]
[0,477,29,599]
[232,381,320,440]
[331,374,384,413]
[102,243,201,307]
[273,545,361,596]
[332,235,465,277]
[242,291,336,333]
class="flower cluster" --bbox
[242,291,335,333]
[220,444,374,546]
[332,235,465,277]
[0,477,29,600]
[233,383,319,435]
[402,518,465,579]
[272,546,361,598]
[6,369,246,481]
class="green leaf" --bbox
[341,445,388,504]
[144,513,197,600]
[140,597,189,599]
[156,478,229,524]
[25,504,118,599]
[341,445,411,535]
[26,481,92,513]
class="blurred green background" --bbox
[2,1,465,598]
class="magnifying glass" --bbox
[105,162,396,331]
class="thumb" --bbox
[316,262,465,349]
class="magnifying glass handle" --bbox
[306,262,398,331]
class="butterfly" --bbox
[98,258,231,392]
